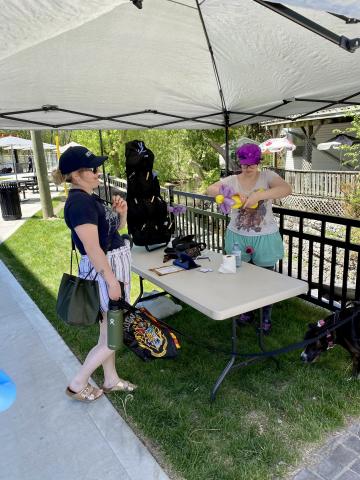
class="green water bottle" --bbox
[107,299,124,350]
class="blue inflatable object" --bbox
[0,370,16,412]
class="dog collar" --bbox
[317,319,335,349]
[326,332,335,349]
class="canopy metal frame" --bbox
[255,1,360,52]
[1,91,359,131]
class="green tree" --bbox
[342,113,360,170]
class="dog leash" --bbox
[122,300,358,359]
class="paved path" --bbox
[0,186,61,243]
[0,192,170,480]
[291,425,360,480]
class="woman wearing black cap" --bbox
[53,146,136,402]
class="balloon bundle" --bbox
[215,184,260,214]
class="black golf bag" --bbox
[125,140,173,250]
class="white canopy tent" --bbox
[0,136,33,149]
[0,136,55,179]
[0,0,360,141]
[2,143,56,151]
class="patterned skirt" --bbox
[78,242,131,313]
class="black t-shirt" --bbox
[64,189,125,255]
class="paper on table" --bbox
[150,265,184,276]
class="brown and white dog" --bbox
[301,303,360,377]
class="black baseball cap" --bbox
[59,146,108,174]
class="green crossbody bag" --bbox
[56,240,101,327]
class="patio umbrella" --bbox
[4,143,56,151]
[0,136,32,149]
[317,134,360,150]
[0,136,33,181]
[259,138,296,154]
[317,133,360,168]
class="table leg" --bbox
[257,309,280,368]
[133,276,168,306]
[211,312,281,401]
[210,317,237,402]
[133,276,145,306]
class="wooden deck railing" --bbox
[268,168,359,199]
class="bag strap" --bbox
[70,238,79,275]
[70,232,113,279]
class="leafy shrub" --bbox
[341,173,360,218]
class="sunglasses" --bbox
[80,167,99,174]
[241,164,257,170]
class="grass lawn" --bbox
[1,203,360,480]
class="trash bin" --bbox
[0,182,22,221]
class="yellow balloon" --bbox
[248,188,264,208]
[215,194,224,204]
[231,194,243,209]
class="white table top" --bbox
[131,247,308,321]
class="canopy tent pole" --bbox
[195,0,230,174]
[254,0,360,53]
[224,114,230,174]
[30,130,54,219]
[98,130,109,203]
[55,131,67,196]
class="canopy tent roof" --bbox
[1,0,360,131]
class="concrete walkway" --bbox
[0,192,170,480]
[291,425,360,480]
[0,186,61,243]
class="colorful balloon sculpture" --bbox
[215,184,262,214]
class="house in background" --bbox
[264,107,360,171]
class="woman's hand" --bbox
[112,195,127,215]
[243,191,263,209]
[238,193,247,204]
[107,281,122,301]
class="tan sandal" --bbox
[102,379,137,394]
[65,383,103,402]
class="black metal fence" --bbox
[102,175,360,312]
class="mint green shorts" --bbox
[224,229,284,267]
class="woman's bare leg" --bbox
[68,312,120,392]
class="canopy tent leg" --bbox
[98,129,110,203]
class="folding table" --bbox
[131,247,308,400]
